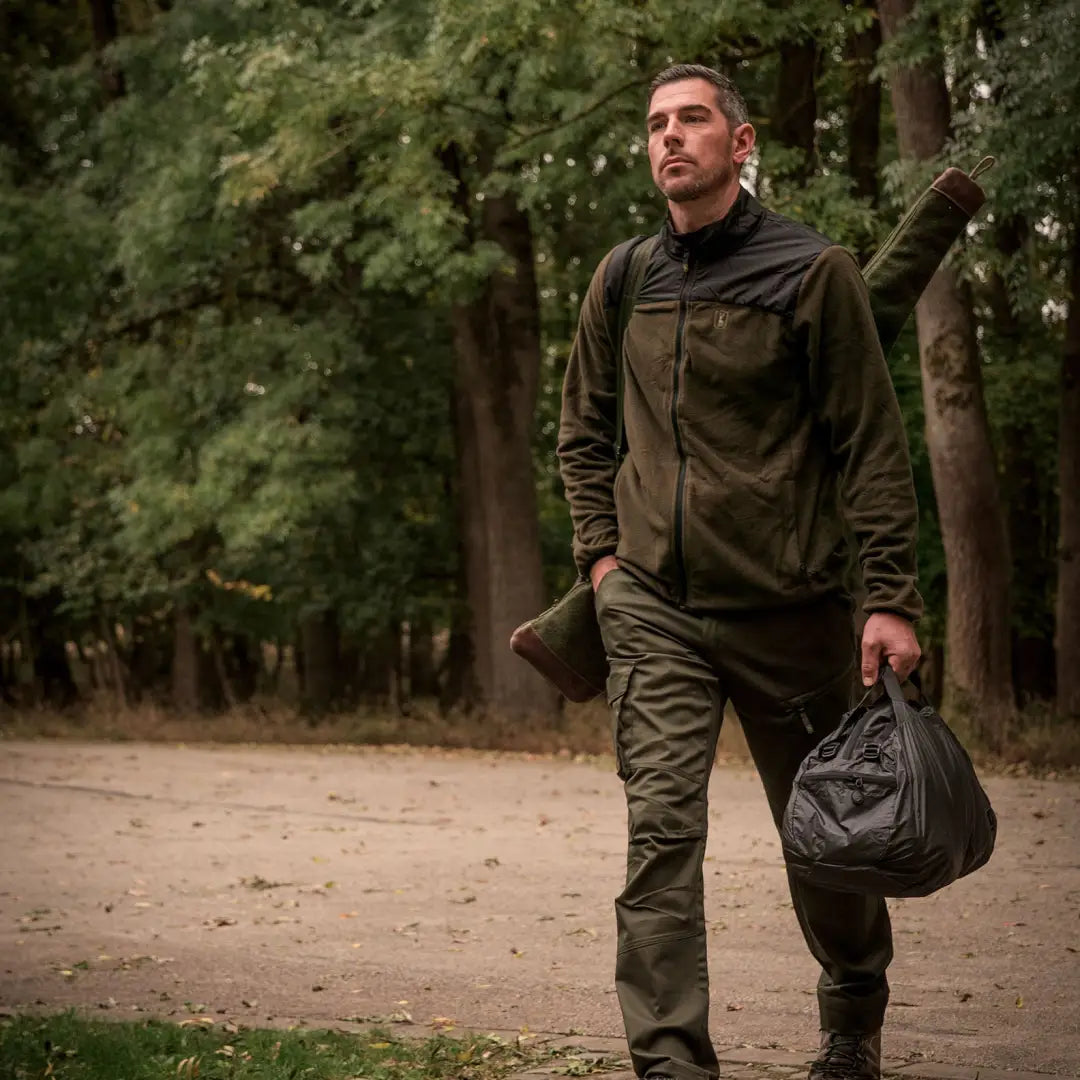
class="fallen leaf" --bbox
[726,1003,743,1012]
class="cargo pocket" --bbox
[605,659,635,781]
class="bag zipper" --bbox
[802,770,898,788]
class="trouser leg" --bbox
[596,570,724,1080]
[718,598,893,1034]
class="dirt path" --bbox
[0,741,1077,1076]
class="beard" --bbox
[655,134,736,204]
[658,157,735,203]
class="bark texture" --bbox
[880,0,1014,744]
[171,607,219,712]
[408,615,439,699]
[300,610,345,713]
[846,0,882,208]
[773,39,818,184]
[442,145,559,718]
[1058,227,1080,717]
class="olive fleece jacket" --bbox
[557,185,923,620]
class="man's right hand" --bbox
[590,554,620,592]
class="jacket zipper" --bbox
[671,255,692,604]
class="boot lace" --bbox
[812,1034,869,1078]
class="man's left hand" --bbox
[860,612,921,686]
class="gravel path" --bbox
[0,740,1077,1076]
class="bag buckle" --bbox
[863,744,881,762]
[818,741,839,761]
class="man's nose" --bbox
[663,122,683,146]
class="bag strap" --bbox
[614,235,659,463]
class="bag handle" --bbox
[881,665,908,713]
[615,235,660,463]
[881,663,928,714]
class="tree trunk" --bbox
[225,634,259,703]
[357,621,400,709]
[439,601,477,714]
[408,615,439,699]
[880,0,1014,746]
[209,628,239,711]
[172,607,204,712]
[988,217,1055,705]
[128,617,173,703]
[846,0,882,209]
[1057,225,1080,718]
[773,39,818,185]
[99,612,128,709]
[442,146,559,718]
[300,610,342,713]
[25,591,79,707]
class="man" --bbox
[556,65,922,1080]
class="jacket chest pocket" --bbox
[684,306,797,398]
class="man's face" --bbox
[646,78,741,204]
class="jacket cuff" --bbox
[864,606,919,623]
[573,540,618,578]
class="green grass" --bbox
[0,1013,552,1080]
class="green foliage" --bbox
[0,0,1073,712]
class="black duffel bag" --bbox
[781,666,997,898]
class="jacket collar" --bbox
[661,185,765,261]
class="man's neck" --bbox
[667,180,742,235]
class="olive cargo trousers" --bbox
[595,568,892,1080]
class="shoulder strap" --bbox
[614,234,659,463]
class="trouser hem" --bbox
[817,1000,887,1035]
[638,1061,718,1080]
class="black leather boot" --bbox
[807,1031,882,1079]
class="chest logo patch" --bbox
[714,310,729,330]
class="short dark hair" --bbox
[648,64,749,130]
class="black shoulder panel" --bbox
[694,211,831,315]
[635,211,833,317]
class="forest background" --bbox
[1,0,1077,762]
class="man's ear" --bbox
[732,122,756,166]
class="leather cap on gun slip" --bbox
[510,160,994,703]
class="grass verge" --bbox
[0,1013,561,1080]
